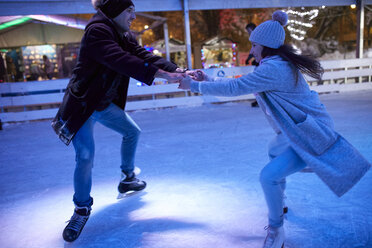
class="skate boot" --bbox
[63,206,90,242]
[117,169,146,199]
[262,226,285,248]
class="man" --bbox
[52,0,184,242]
[244,23,259,107]
[42,55,53,80]
[244,23,259,67]
[0,52,6,83]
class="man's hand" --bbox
[155,69,184,83]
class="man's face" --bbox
[250,42,263,62]
[113,5,136,32]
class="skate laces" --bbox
[66,212,89,232]
[263,226,278,248]
[121,171,140,183]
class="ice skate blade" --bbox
[300,167,314,173]
[117,190,143,199]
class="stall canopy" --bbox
[203,37,236,50]
[0,15,87,48]
[151,38,186,54]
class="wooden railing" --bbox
[0,58,371,123]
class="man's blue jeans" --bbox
[72,103,141,208]
[260,134,306,228]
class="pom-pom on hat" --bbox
[249,10,288,49]
[98,0,134,19]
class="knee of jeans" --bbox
[260,167,277,186]
[125,126,141,139]
[75,147,94,166]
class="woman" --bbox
[179,10,370,248]
[42,55,53,80]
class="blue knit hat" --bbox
[249,10,288,49]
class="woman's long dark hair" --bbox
[261,44,324,82]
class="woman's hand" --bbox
[186,70,207,81]
[178,75,192,90]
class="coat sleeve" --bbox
[126,32,178,72]
[190,62,293,96]
[83,24,158,85]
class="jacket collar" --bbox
[260,55,282,65]
[86,9,124,40]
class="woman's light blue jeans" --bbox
[260,134,306,228]
[72,103,141,208]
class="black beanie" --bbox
[99,0,134,19]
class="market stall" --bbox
[201,36,238,69]
[0,15,85,82]
[149,38,187,69]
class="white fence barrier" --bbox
[1,58,372,123]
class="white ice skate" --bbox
[262,226,285,248]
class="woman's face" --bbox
[250,42,264,62]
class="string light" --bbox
[201,49,206,68]
[290,34,305,41]
[292,44,302,54]
[287,26,306,35]
[286,9,319,20]
[285,7,322,41]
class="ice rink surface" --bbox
[0,90,371,248]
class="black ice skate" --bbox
[63,206,90,242]
[117,169,146,199]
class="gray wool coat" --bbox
[190,55,371,197]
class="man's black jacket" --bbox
[52,10,177,145]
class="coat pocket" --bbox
[296,114,338,155]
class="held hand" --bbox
[166,72,184,83]
[155,69,184,83]
[186,70,207,81]
[178,75,192,90]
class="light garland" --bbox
[287,20,313,28]
[285,7,322,41]
[286,9,319,20]
[287,26,307,35]
[290,34,305,41]
[201,48,206,68]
